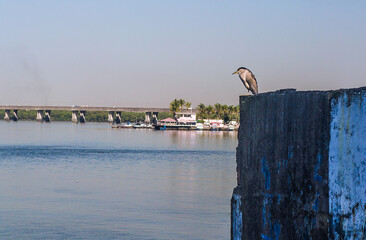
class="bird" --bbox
[232,67,258,95]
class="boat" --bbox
[210,122,224,131]
[196,123,204,130]
[112,122,133,129]
[154,117,197,130]
[228,124,235,131]
[133,122,146,128]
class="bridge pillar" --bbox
[108,111,114,123]
[13,110,19,121]
[36,110,43,122]
[115,111,122,124]
[80,111,86,123]
[145,112,151,124]
[44,110,51,122]
[152,112,159,124]
[4,110,10,121]
[71,111,78,123]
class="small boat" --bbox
[228,125,235,131]
[133,123,146,128]
[112,122,133,129]
[196,123,204,130]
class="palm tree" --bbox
[170,99,180,117]
[214,103,222,119]
[178,99,185,112]
[197,103,207,119]
[185,101,192,111]
[221,104,229,123]
[233,105,240,122]
[206,105,214,119]
[228,105,234,122]
[222,105,228,114]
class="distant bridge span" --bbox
[0,105,196,123]
[0,105,171,113]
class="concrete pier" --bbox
[36,110,43,122]
[79,111,86,123]
[115,111,122,124]
[13,110,19,121]
[4,110,10,121]
[145,112,151,124]
[71,111,78,123]
[108,111,114,123]
[152,112,158,124]
[232,87,365,239]
[44,110,51,122]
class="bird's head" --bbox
[232,67,247,75]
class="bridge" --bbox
[0,105,195,124]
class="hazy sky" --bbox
[1,1,365,107]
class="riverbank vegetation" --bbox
[0,110,172,122]
[169,99,239,123]
[1,101,239,123]
[169,99,192,114]
[196,103,239,123]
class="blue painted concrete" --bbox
[329,91,366,239]
[261,157,271,191]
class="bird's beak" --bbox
[232,71,238,75]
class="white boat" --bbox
[196,123,204,130]
[228,125,235,131]
[133,123,146,128]
[120,122,133,128]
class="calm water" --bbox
[0,121,237,240]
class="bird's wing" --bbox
[239,73,250,90]
[242,78,250,90]
[247,73,258,94]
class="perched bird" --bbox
[232,67,258,95]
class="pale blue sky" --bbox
[1,1,365,107]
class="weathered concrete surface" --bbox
[329,89,366,239]
[232,87,365,239]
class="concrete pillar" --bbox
[108,111,114,123]
[36,110,43,122]
[115,111,122,124]
[145,112,151,124]
[79,111,86,123]
[71,111,78,123]
[152,112,159,124]
[13,110,19,121]
[232,88,366,239]
[4,110,10,121]
[44,110,51,122]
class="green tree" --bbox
[214,103,222,119]
[170,99,180,116]
[197,103,207,119]
[234,105,240,121]
[185,101,192,110]
[228,105,235,122]
[159,112,173,120]
[178,99,185,112]
[206,105,214,119]
[221,104,230,123]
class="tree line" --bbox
[169,99,192,113]
[1,100,239,123]
[169,99,239,123]
[0,110,172,122]
[196,103,239,123]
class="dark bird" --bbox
[232,67,258,95]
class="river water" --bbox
[0,121,237,240]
